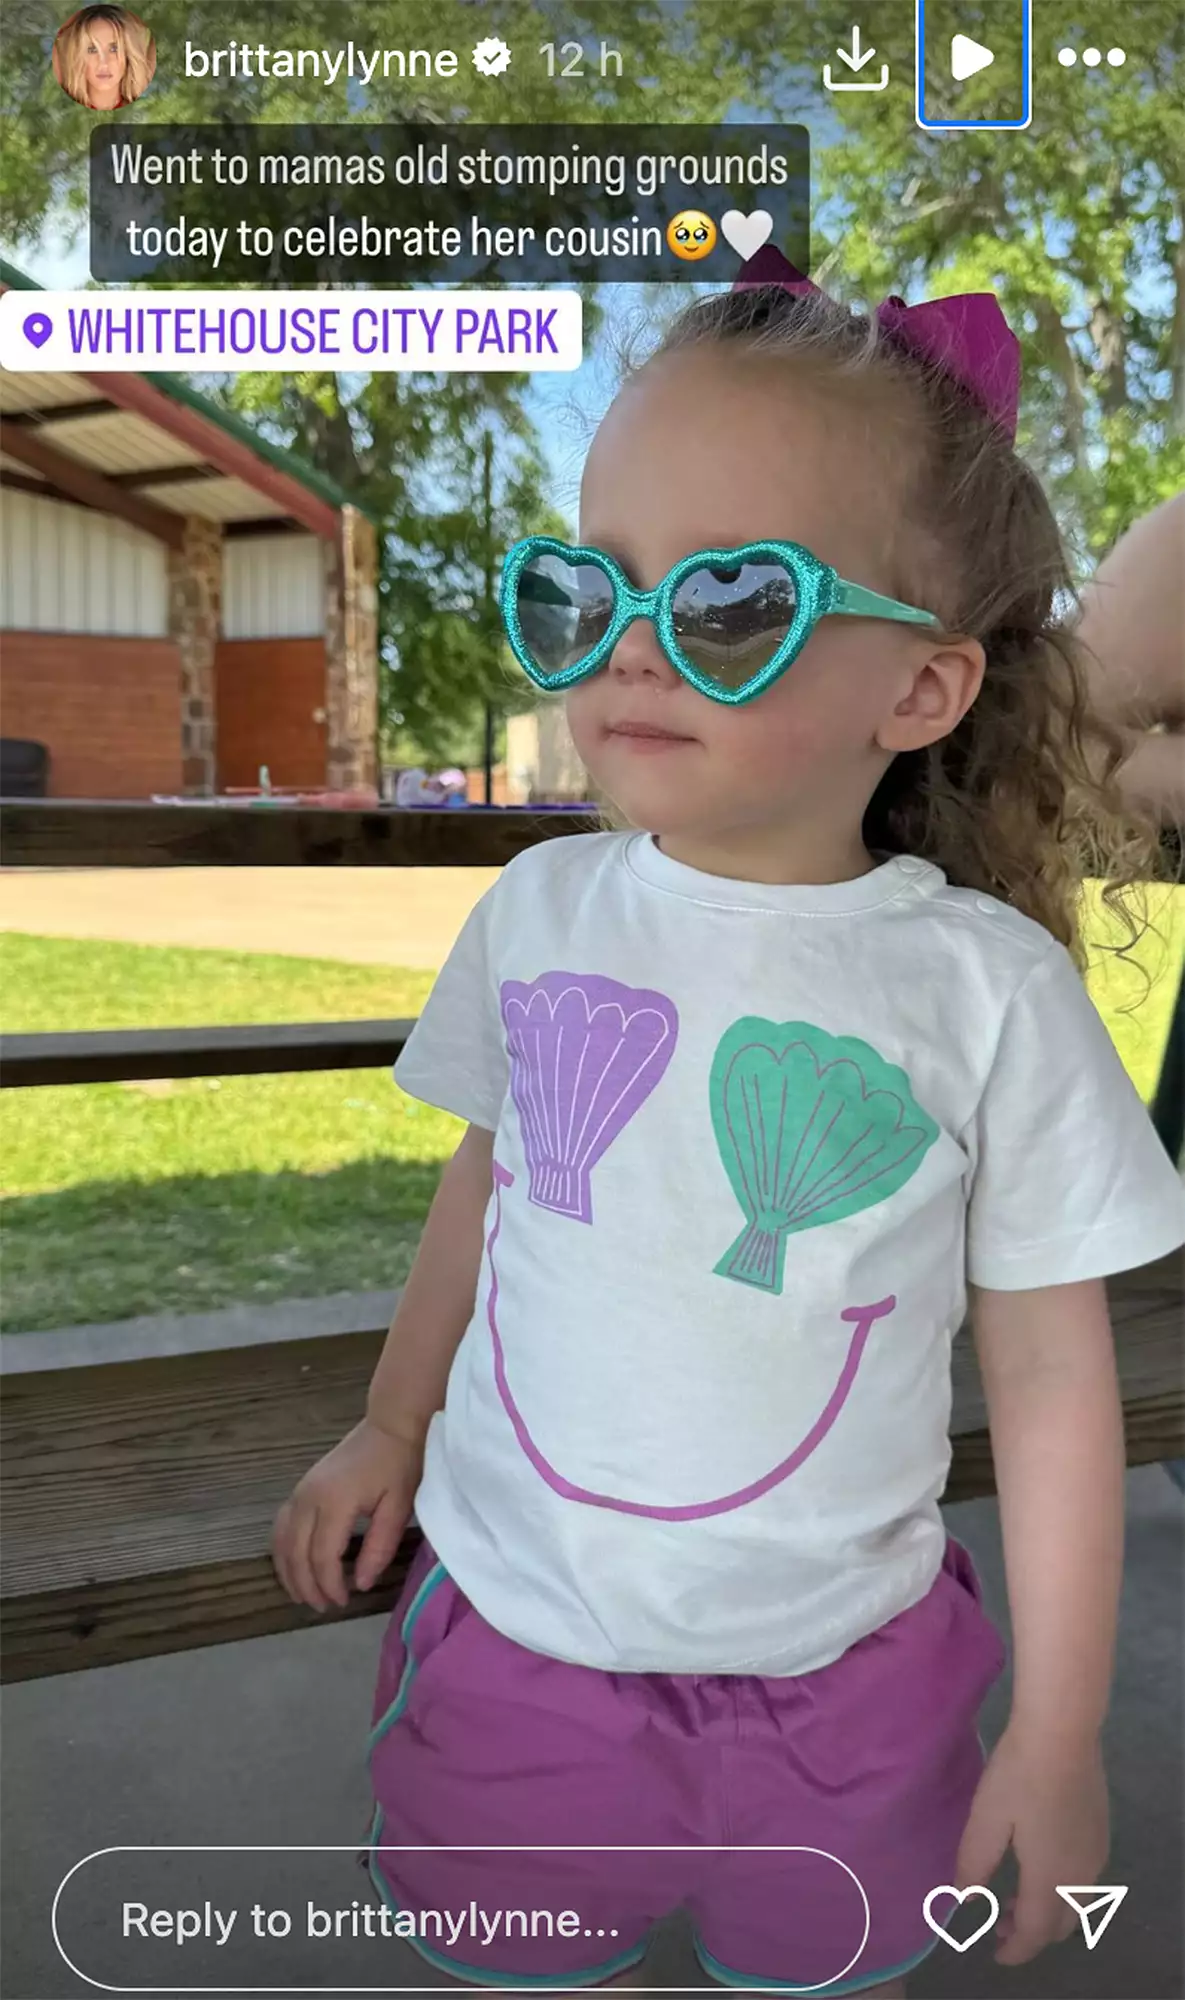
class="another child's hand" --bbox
[272,1418,421,1613]
[955,1723,1109,1964]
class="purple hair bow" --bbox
[732,245,1021,440]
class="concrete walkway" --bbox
[0,868,499,969]
[3,1472,1181,1999]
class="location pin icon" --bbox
[23,312,53,348]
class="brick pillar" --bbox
[167,517,222,796]
[324,505,378,792]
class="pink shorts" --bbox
[367,1538,1004,1992]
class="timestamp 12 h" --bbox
[539,40,625,80]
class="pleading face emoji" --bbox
[666,210,717,262]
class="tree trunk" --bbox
[1034,299,1089,477]
[1089,300,1129,415]
[1173,216,1185,438]
[294,380,366,490]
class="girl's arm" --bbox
[366,1120,494,1449]
[973,1276,1124,1746]
[956,1277,1124,1962]
[272,1122,493,1610]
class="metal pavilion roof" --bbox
[0,258,374,543]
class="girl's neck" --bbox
[655,823,877,889]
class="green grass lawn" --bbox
[2,882,1181,1334]
[0,935,461,1332]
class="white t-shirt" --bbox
[395,832,1185,1676]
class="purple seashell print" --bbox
[499,971,678,1222]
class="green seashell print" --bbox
[709,1018,939,1295]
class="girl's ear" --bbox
[875,637,986,755]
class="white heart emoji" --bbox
[720,209,774,261]
[921,1884,1000,1953]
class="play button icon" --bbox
[918,0,1029,129]
[951,33,995,80]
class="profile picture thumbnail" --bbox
[53,6,156,110]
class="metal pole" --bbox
[482,430,495,805]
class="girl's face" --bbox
[83,20,126,103]
[568,347,964,864]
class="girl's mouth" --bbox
[607,720,698,749]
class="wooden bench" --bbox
[2,1252,1181,1683]
[0,798,591,870]
[1,802,1180,1682]
[0,1020,412,1087]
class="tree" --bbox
[4,1,762,752]
[4,0,1178,758]
[714,2,1185,559]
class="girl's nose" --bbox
[607,617,679,687]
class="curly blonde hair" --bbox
[56,7,153,108]
[624,283,1169,971]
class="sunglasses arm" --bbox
[830,579,942,631]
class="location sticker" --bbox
[22,311,52,348]
[0,289,583,373]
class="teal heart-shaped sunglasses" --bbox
[501,536,942,706]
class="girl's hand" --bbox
[272,1418,421,1613]
[955,1723,1109,1964]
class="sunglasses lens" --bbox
[671,560,797,691]
[512,552,615,680]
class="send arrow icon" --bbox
[1055,1885,1128,1949]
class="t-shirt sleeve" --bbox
[966,940,1185,1290]
[393,883,509,1131]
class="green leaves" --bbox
[804,0,1183,554]
[6,0,1176,750]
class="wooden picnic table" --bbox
[0,801,1180,1682]
[0,799,591,870]
[0,1020,413,1087]
[1,1251,1181,1682]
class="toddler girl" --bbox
[275,253,1185,1995]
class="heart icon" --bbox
[922,1884,1000,1953]
[720,209,774,261]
